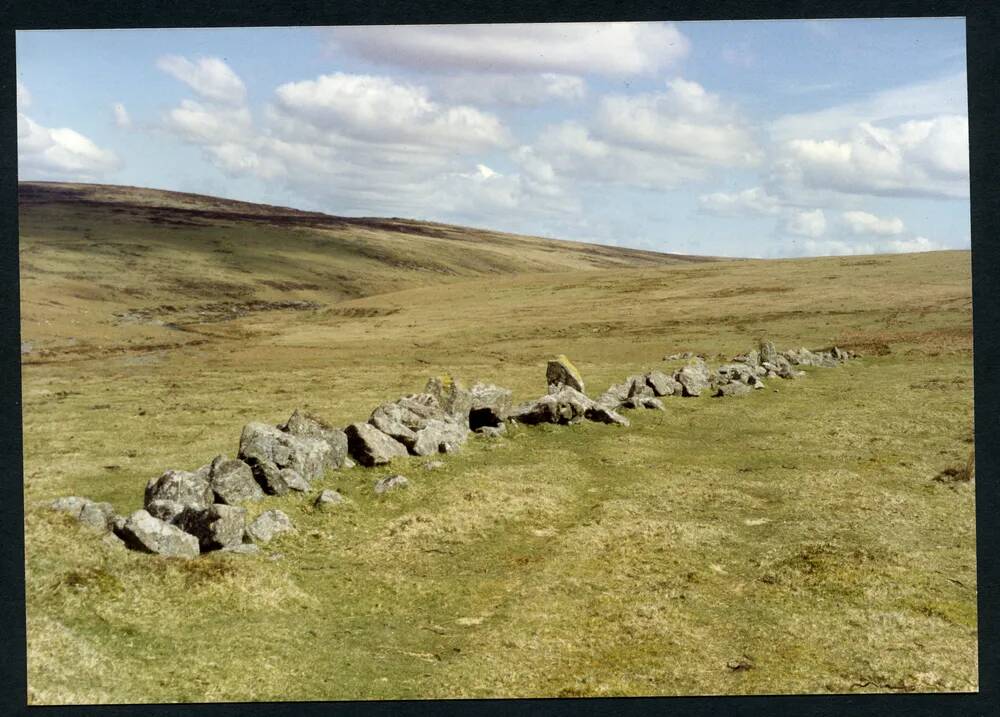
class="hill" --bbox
[19,182,975,702]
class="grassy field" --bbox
[20,182,976,703]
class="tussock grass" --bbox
[20,185,975,702]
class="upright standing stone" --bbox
[546,355,585,394]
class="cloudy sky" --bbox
[16,19,969,257]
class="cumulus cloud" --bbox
[327,22,689,77]
[784,208,827,238]
[434,72,586,106]
[782,234,946,257]
[18,112,121,179]
[699,186,782,217]
[156,55,247,105]
[16,80,30,110]
[772,115,969,199]
[842,210,904,236]
[112,102,131,128]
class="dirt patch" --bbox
[114,299,323,326]
[703,285,792,299]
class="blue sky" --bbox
[16,19,969,257]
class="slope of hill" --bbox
[18,182,714,363]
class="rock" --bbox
[596,382,630,410]
[247,458,292,496]
[208,456,264,505]
[111,515,127,534]
[50,496,91,519]
[675,358,711,397]
[343,457,356,469]
[585,404,630,427]
[423,460,445,470]
[411,419,469,456]
[424,375,474,425]
[78,502,115,531]
[546,355,585,394]
[374,475,409,494]
[626,374,655,399]
[468,382,513,430]
[345,422,409,466]
[101,532,126,550]
[314,489,344,509]
[221,543,261,555]
[245,509,295,544]
[176,504,247,551]
[715,381,753,397]
[733,349,760,367]
[639,397,665,410]
[280,468,310,492]
[646,370,680,397]
[477,424,506,438]
[832,346,851,361]
[663,351,695,361]
[144,469,213,511]
[513,385,628,428]
[146,499,186,523]
[759,340,779,364]
[238,422,329,481]
[369,394,443,445]
[281,410,349,469]
[114,509,201,558]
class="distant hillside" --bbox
[18,181,716,362]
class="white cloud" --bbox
[164,99,254,145]
[18,112,121,179]
[328,22,689,77]
[883,235,944,253]
[156,55,247,105]
[699,186,782,217]
[273,73,511,150]
[842,210,904,236]
[784,208,827,238]
[434,72,586,106]
[16,80,30,110]
[112,102,131,128]
[773,115,969,199]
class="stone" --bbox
[512,385,628,428]
[101,532,126,551]
[221,543,261,555]
[343,457,356,469]
[144,469,213,511]
[280,468,310,492]
[468,382,513,430]
[595,382,630,410]
[176,504,247,551]
[424,376,475,425]
[585,404,630,427]
[281,410,350,469]
[639,397,665,410]
[238,421,329,481]
[675,358,711,397]
[370,394,439,445]
[759,340,779,364]
[78,502,115,531]
[50,496,91,519]
[247,458,292,496]
[546,355,585,394]
[411,419,469,456]
[646,370,680,397]
[314,489,344,509]
[715,381,753,398]
[114,509,200,558]
[663,351,695,361]
[626,374,655,399]
[246,509,295,544]
[477,424,506,438]
[423,460,446,470]
[345,422,409,466]
[146,499,186,523]
[208,456,264,505]
[734,349,760,367]
[374,475,409,494]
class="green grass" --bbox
[20,183,976,702]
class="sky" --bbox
[15,19,970,258]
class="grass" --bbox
[19,183,976,702]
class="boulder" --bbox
[646,370,680,397]
[220,543,261,556]
[759,340,779,364]
[468,382,513,430]
[733,349,761,367]
[50,496,91,519]
[246,509,295,544]
[114,509,200,558]
[639,397,665,410]
[477,424,506,438]
[546,355,585,394]
[423,460,446,471]
[78,502,115,531]
[280,468,310,492]
[675,358,712,397]
[314,489,344,509]
[626,374,655,399]
[238,422,329,481]
[596,381,631,410]
[281,410,350,469]
[146,499,186,523]
[144,469,213,511]
[585,404,630,427]
[411,419,469,456]
[370,393,447,446]
[512,386,628,428]
[176,504,247,551]
[832,346,850,361]
[345,422,408,467]
[374,475,409,494]
[208,456,264,505]
[424,375,474,425]
[715,381,753,398]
